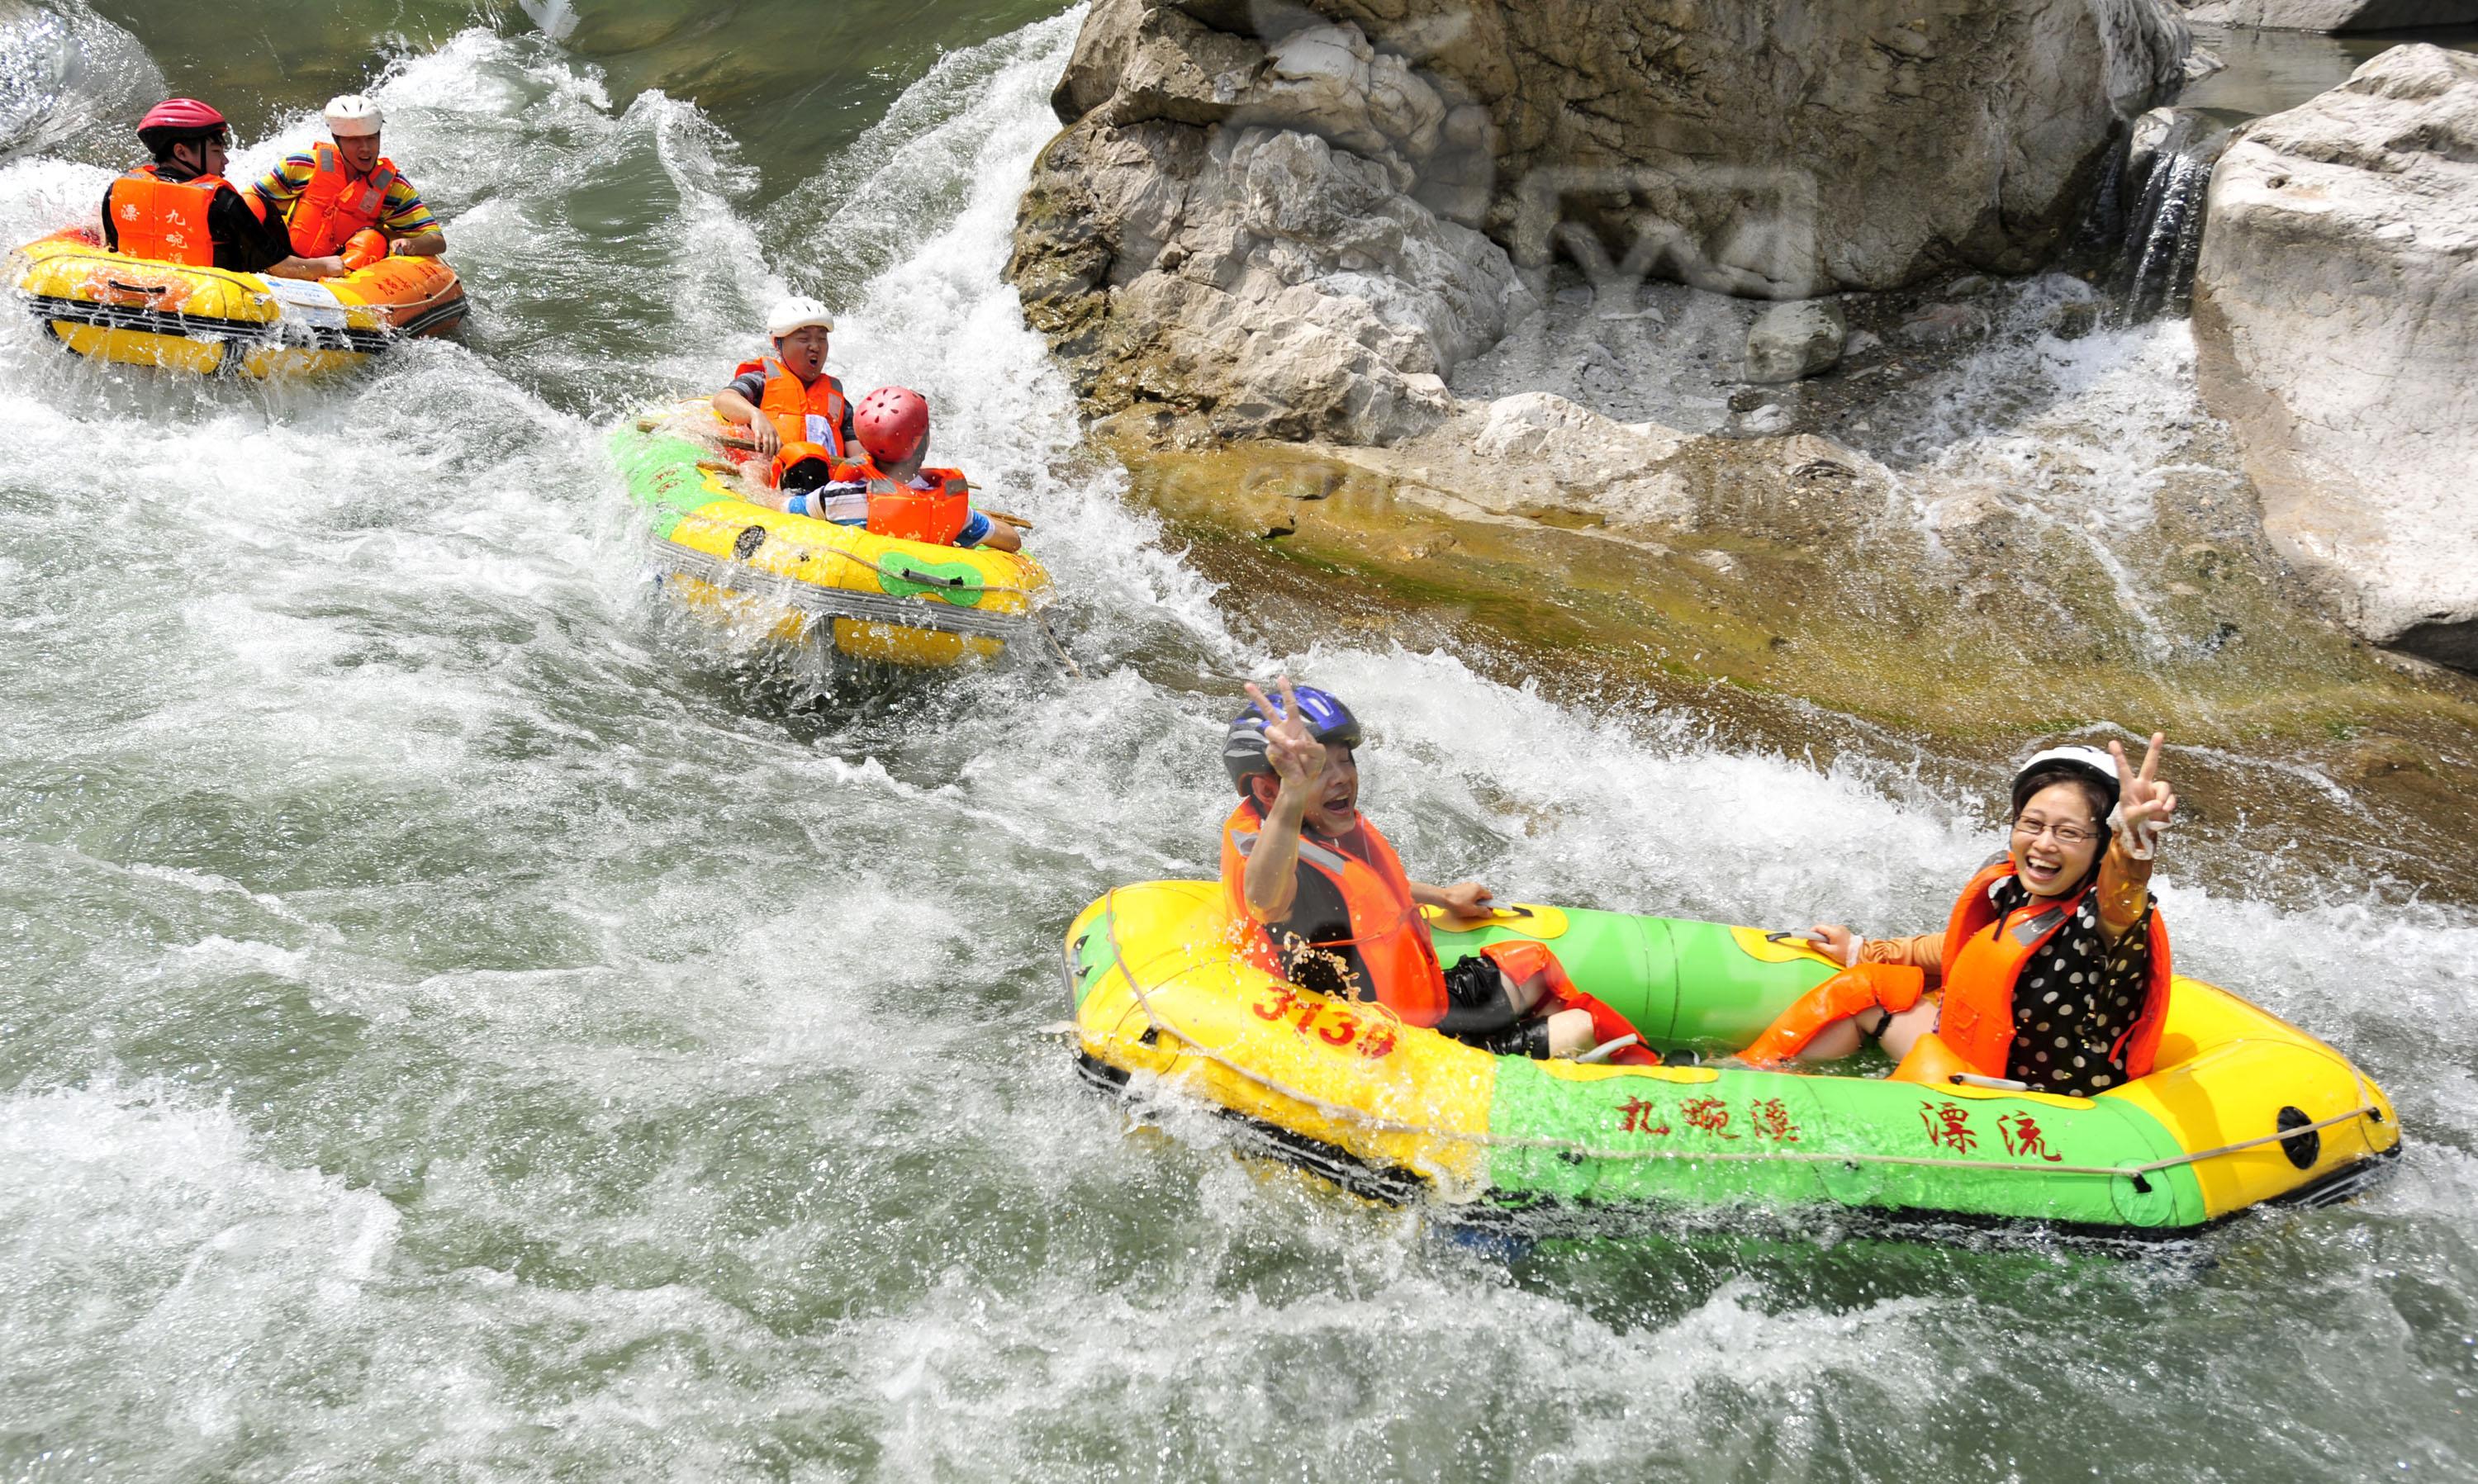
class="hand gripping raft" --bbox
[1061,882,2400,1237]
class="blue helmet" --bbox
[1224,685,1362,792]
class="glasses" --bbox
[2012,818,2099,848]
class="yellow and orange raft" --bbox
[612,411,1052,669]
[12,228,466,376]
[1065,882,2403,1237]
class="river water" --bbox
[3,4,2476,1479]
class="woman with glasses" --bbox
[1787,737,2180,1097]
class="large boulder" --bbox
[1010,0,2187,444]
[2193,44,2478,670]
[2181,2,2478,31]
[1010,8,1533,444]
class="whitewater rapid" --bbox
[2,7,2475,1480]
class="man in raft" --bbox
[249,95,446,273]
[712,297,854,462]
[1220,679,1652,1063]
[765,386,1023,553]
[102,100,337,279]
[1745,737,2179,1098]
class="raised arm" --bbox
[2097,732,2175,941]
[1239,678,1322,923]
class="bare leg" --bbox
[1791,996,1940,1064]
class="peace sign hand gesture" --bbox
[2110,732,2177,861]
[1246,677,1327,799]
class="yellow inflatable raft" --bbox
[1065,882,2402,1237]
[612,415,1053,669]
[12,230,467,376]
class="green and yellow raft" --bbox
[1064,881,2401,1235]
[610,415,1050,668]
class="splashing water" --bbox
[2,8,2475,1482]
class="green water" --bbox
[2,4,2474,1480]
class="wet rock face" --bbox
[1011,5,1531,444]
[2194,44,2478,671]
[1009,0,2187,444]
[2181,2,2478,32]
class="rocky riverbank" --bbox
[1001,2,2478,883]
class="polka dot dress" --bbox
[2005,894,2153,1096]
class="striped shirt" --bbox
[251,154,438,235]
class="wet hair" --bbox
[2010,763,2113,835]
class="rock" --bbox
[2194,45,2478,671]
[2181,2,2478,32]
[1739,403,1794,436]
[1010,108,1536,445]
[1744,301,1846,383]
[1897,302,1992,344]
[2048,301,2101,339]
[1014,0,2193,448]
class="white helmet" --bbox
[765,296,835,339]
[325,95,383,138]
[2013,744,2121,813]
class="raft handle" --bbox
[1948,1072,2031,1093]
[1576,1034,1641,1065]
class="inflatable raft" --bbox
[12,230,466,376]
[611,417,1051,668]
[1064,881,2401,1236]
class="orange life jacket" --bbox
[863,468,971,544]
[283,141,397,257]
[737,358,849,461]
[1936,857,2172,1083]
[1220,798,1449,1026]
[107,166,258,267]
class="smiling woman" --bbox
[1787,737,2180,1098]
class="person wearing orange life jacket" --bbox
[249,96,444,271]
[711,298,855,462]
[100,99,333,278]
[762,386,1023,553]
[1219,678,1655,1064]
[1755,736,2179,1097]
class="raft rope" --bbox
[1089,891,2388,1190]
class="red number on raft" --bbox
[1251,987,1297,1022]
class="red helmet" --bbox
[855,386,929,466]
[137,97,230,154]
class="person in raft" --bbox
[1219,678,1655,1064]
[1741,736,2179,1098]
[763,386,1023,552]
[101,99,334,278]
[711,297,855,462]
[249,95,445,273]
